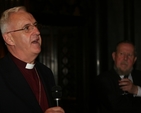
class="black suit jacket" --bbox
[0,53,56,113]
[95,68,141,113]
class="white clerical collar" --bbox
[120,73,131,79]
[120,75,124,79]
[25,63,35,69]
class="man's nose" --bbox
[124,55,128,60]
[33,26,40,34]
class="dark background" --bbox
[0,0,141,113]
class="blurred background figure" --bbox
[94,40,141,113]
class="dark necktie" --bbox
[121,74,129,95]
[123,74,133,97]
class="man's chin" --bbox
[119,69,131,75]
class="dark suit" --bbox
[95,68,141,113]
[0,53,56,113]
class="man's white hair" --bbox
[0,6,26,34]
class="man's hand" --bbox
[44,106,65,113]
[119,78,138,95]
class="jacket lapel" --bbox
[35,64,55,107]
[0,54,42,112]
[110,69,123,94]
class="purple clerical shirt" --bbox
[10,54,48,112]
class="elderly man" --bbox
[0,6,65,113]
[95,40,141,113]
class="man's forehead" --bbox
[9,12,35,27]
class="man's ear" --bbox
[2,33,14,45]
[134,56,137,63]
[112,52,116,61]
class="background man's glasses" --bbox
[6,22,40,34]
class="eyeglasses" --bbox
[6,22,39,34]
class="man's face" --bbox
[112,43,137,75]
[4,10,41,62]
